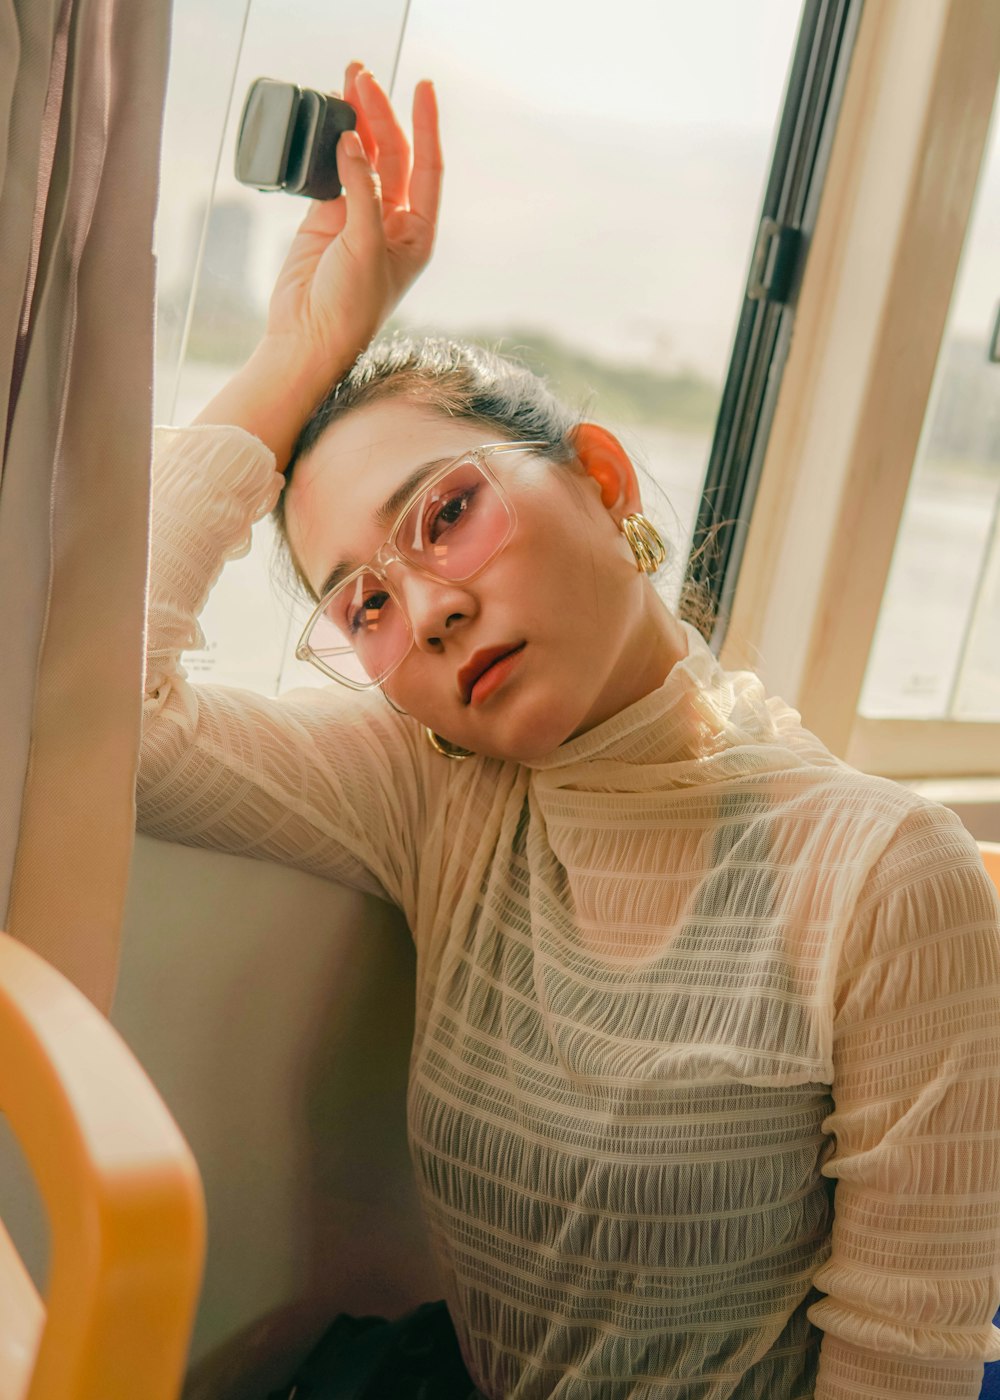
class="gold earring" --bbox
[425,728,476,759]
[620,513,668,574]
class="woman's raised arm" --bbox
[136,65,445,914]
[192,62,442,470]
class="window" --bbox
[712,0,1000,781]
[154,0,810,695]
[860,85,1000,723]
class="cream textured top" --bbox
[139,423,1000,1400]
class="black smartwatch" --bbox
[234,77,357,201]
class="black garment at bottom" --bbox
[266,1299,486,1400]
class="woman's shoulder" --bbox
[848,783,990,905]
[831,781,997,980]
[733,755,983,925]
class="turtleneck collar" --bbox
[523,619,793,777]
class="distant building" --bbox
[191,199,254,310]
[176,198,265,362]
[927,334,999,469]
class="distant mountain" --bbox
[452,326,720,433]
[162,288,722,435]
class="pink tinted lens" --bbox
[308,568,411,684]
[399,458,512,578]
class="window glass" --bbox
[860,83,1000,721]
[156,0,804,695]
[155,0,410,691]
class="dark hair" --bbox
[270,333,717,637]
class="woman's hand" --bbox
[263,62,442,376]
[192,62,440,469]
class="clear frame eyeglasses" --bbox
[295,441,549,689]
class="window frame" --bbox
[688,0,865,649]
[716,0,1000,780]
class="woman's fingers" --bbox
[344,63,379,165]
[296,66,438,258]
[336,66,439,234]
[337,129,385,254]
[408,80,443,233]
[266,67,441,353]
[293,190,347,242]
[355,69,410,209]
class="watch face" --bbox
[235,79,298,189]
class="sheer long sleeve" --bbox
[138,423,429,921]
[809,800,1000,1398]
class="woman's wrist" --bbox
[191,334,352,472]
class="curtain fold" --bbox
[0,0,173,1014]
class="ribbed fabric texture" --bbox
[139,423,1000,1400]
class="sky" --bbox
[154,0,999,385]
[156,0,802,382]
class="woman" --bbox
[140,62,1000,1399]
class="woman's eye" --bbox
[348,592,389,634]
[429,486,477,542]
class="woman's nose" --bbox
[390,564,477,649]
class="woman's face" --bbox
[284,397,687,762]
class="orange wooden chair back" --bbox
[0,929,205,1400]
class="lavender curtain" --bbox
[0,0,172,1013]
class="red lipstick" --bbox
[458,643,526,705]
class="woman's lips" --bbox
[468,643,525,707]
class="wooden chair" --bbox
[0,929,205,1400]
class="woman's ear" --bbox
[567,422,642,518]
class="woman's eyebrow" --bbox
[317,455,454,599]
